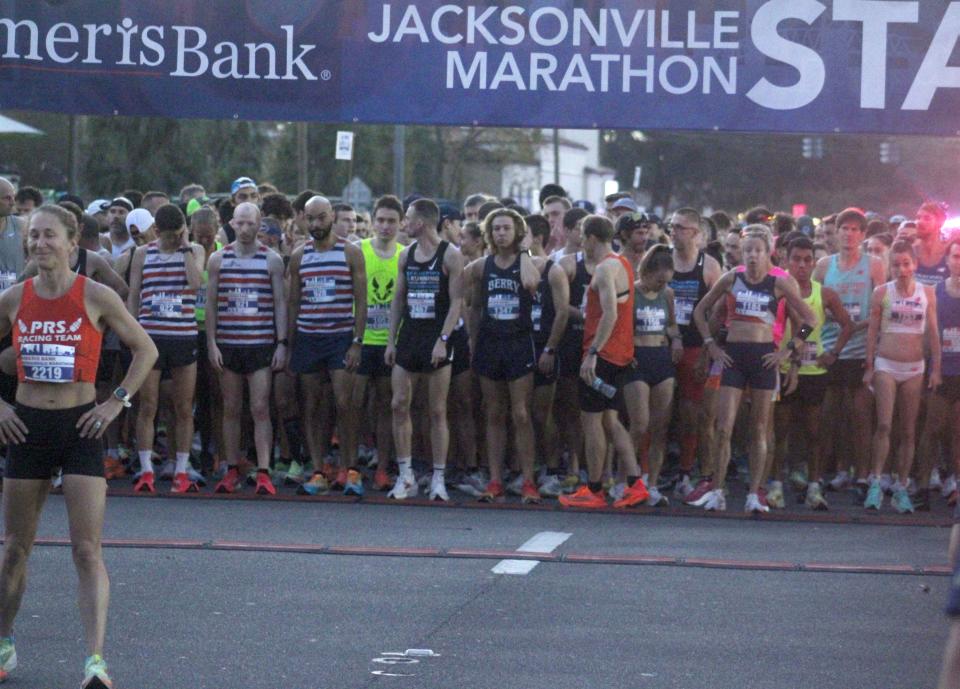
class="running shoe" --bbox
[912,487,930,512]
[673,474,694,499]
[506,474,525,497]
[828,470,850,492]
[298,472,330,496]
[850,479,869,502]
[344,469,365,497]
[613,479,649,508]
[744,492,770,514]
[373,468,392,492]
[602,476,616,494]
[133,471,155,493]
[646,486,669,507]
[892,487,914,514]
[608,482,626,502]
[429,474,450,502]
[864,481,883,510]
[684,478,714,505]
[185,464,207,487]
[254,472,277,496]
[333,467,349,490]
[538,474,564,498]
[320,462,338,483]
[478,480,505,503]
[559,484,607,509]
[0,636,16,682]
[788,470,808,492]
[158,458,176,480]
[930,468,943,492]
[81,654,113,689]
[284,461,305,485]
[520,479,541,505]
[103,457,126,480]
[879,474,893,494]
[942,474,957,499]
[387,471,418,500]
[560,474,581,494]
[170,472,199,494]
[700,489,726,511]
[214,467,242,494]
[804,481,829,511]
[272,461,290,484]
[766,481,785,509]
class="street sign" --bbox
[335,131,354,161]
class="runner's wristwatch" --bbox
[113,387,132,408]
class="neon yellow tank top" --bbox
[361,238,401,346]
[782,280,827,376]
[195,241,223,326]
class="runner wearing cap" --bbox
[218,177,259,245]
[465,209,540,503]
[206,203,287,496]
[385,198,464,500]
[863,240,941,513]
[104,198,135,260]
[127,204,204,494]
[287,196,367,496]
[0,204,157,688]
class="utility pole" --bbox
[553,128,560,185]
[67,115,81,194]
[296,122,308,191]
[393,125,406,199]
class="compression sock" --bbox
[138,450,154,475]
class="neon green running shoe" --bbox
[284,460,305,485]
[82,654,113,688]
[0,636,16,682]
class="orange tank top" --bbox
[13,275,102,384]
[583,254,635,367]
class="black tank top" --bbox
[568,252,591,334]
[72,247,88,276]
[670,250,709,347]
[402,240,450,332]
[480,254,532,338]
[533,259,557,346]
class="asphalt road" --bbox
[4,495,953,689]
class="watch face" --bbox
[115,388,128,399]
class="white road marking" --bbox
[491,531,572,575]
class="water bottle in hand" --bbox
[591,377,617,399]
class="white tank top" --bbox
[881,281,927,336]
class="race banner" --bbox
[2,1,960,135]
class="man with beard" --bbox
[287,196,367,495]
[105,197,135,260]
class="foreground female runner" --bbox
[0,205,156,687]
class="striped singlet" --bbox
[215,243,276,347]
[297,240,354,335]
[138,241,197,338]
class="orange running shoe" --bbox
[333,467,348,489]
[170,472,199,494]
[613,479,650,508]
[373,468,392,491]
[479,480,505,503]
[254,471,277,496]
[521,480,542,504]
[558,484,607,509]
[133,472,155,494]
[214,467,242,494]
[103,457,126,480]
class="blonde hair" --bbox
[482,208,527,253]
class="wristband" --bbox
[543,346,555,355]
[277,338,289,346]
[703,337,715,346]
[587,346,599,356]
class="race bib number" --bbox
[151,292,184,317]
[944,327,960,354]
[801,341,820,367]
[367,303,390,331]
[488,294,520,321]
[408,291,436,320]
[20,342,75,383]
[636,306,667,334]
[532,304,543,333]
[735,291,771,318]
[195,287,207,310]
[305,277,337,303]
[675,298,694,326]
[226,288,259,315]
[843,302,862,321]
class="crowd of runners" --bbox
[1,176,959,517]
[2,175,960,687]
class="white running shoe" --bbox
[185,464,206,487]
[942,474,957,499]
[930,468,943,492]
[388,471,418,500]
[805,481,829,511]
[506,474,525,496]
[673,474,694,499]
[744,493,770,514]
[828,470,850,491]
[608,482,626,501]
[647,486,669,507]
[429,474,450,502]
[159,459,176,480]
[701,489,726,511]
[766,481,785,509]
[538,474,564,498]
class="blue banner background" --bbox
[2,0,960,135]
